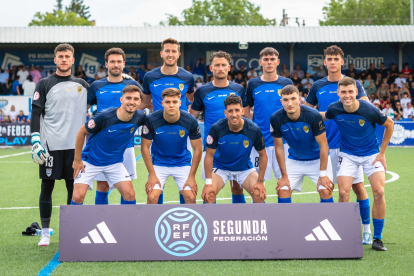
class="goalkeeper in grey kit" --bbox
[30,44,89,246]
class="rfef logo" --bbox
[155,207,208,257]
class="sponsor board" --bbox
[0,123,31,146]
[377,122,414,146]
[59,203,363,262]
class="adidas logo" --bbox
[80,221,117,244]
[305,219,341,241]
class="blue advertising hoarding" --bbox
[376,121,414,146]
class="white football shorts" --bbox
[337,152,385,179]
[152,165,192,191]
[213,168,256,188]
[94,147,137,181]
[330,148,364,184]
[250,144,289,180]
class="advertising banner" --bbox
[59,203,363,262]
[0,123,31,146]
[376,121,414,146]
[0,49,56,72]
[0,96,32,115]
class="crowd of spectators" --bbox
[0,105,30,124]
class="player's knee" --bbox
[207,192,216,204]
[352,182,367,194]
[147,192,160,204]
[278,189,291,198]
[338,189,350,202]
[96,181,110,193]
[230,183,244,195]
[123,189,135,201]
[252,189,264,203]
[319,189,332,198]
[72,191,85,203]
[372,188,385,201]
[184,193,196,204]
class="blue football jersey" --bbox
[306,77,366,149]
[143,67,195,112]
[141,110,201,167]
[82,107,146,166]
[325,100,387,157]
[246,76,293,147]
[87,78,143,148]
[270,105,326,161]
[206,118,265,171]
[191,81,248,148]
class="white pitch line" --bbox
[0,171,400,210]
[0,161,32,163]
[0,151,31,159]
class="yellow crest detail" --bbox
[179,129,185,137]
[303,125,309,133]
[179,83,184,91]
[278,89,282,96]
[243,140,249,148]
[130,127,134,133]
[230,92,235,95]
[359,119,365,126]
[77,86,82,93]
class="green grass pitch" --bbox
[0,147,413,275]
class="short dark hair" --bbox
[259,47,279,58]
[338,77,356,88]
[324,45,344,59]
[54,43,74,56]
[161,38,180,51]
[161,88,181,99]
[105,48,125,62]
[209,51,232,64]
[122,85,142,98]
[281,85,299,96]
[224,94,242,108]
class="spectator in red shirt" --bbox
[402,63,412,77]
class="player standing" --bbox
[30,44,89,246]
[321,77,394,251]
[87,48,143,205]
[202,95,267,204]
[245,47,293,182]
[191,51,249,203]
[305,45,373,244]
[141,88,202,204]
[141,38,195,204]
[72,85,146,205]
[270,85,334,203]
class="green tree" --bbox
[320,0,411,25]
[29,10,93,26]
[66,0,91,20]
[53,0,63,15]
[160,0,276,26]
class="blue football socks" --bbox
[95,191,109,205]
[157,193,163,204]
[232,193,246,203]
[179,193,185,204]
[357,198,371,226]
[278,197,291,203]
[122,199,136,205]
[71,199,83,205]
[373,218,384,240]
[320,197,334,203]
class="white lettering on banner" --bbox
[213,220,268,242]
[390,124,414,145]
[307,54,385,71]
[205,51,260,71]
[4,125,30,137]
[79,53,101,79]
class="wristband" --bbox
[31,132,41,145]
[319,170,327,177]
[205,178,212,185]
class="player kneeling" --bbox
[71,85,146,205]
[141,88,202,204]
[270,85,334,203]
[321,77,394,251]
[202,94,267,204]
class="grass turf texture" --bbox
[0,147,413,275]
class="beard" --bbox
[109,68,122,77]
[214,74,227,80]
[56,64,71,73]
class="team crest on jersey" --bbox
[359,119,365,126]
[319,121,325,131]
[230,92,235,95]
[88,119,95,129]
[303,125,309,133]
[33,92,40,100]
[243,140,249,148]
[278,89,282,96]
[46,168,52,177]
[143,125,149,135]
[207,135,213,145]
[130,127,135,133]
[179,129,185,137]
[77,86,82,94]
[179,83,184,91]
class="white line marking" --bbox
[320,219,341,240]
[96,222,117,243]
[0,151,31,159]
[0,171,400,209]
[0,161,32,163]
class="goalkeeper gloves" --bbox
[31,132,50,165]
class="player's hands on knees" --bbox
[276,175,291,193]
[146,174,161,195]
[183,176,198,197]
[317,176,334,192]
[253,182,267,200]
[201,185,215,203]
[31,133,49,165]
[72,159,85,179]
[372,153,387,172]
